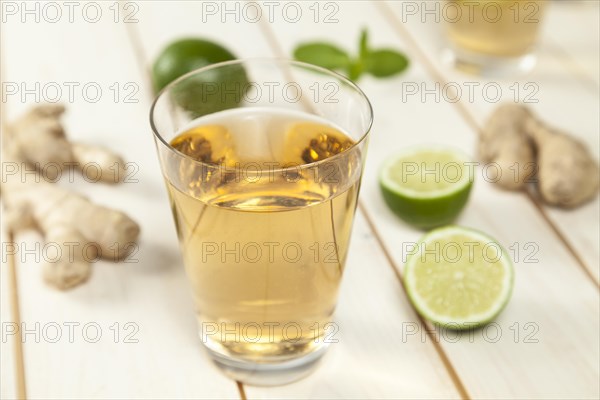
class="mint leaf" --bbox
[359,29,369,61]
[348,60,364,81]
[365,49,409,78]
[293,30,410,81]
[293,43,351,71]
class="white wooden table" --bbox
[1,1,598,399]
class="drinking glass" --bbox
[443,0,547,75]
[150,59,372,385]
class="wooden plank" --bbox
[131,1,461,398]
[543,0,600,88]
[1,51,20,400]
[127,3,272,397]
[226,0,598,397]
[247,213,462,399]
[383,0,600,284]
[1,3,240,398]
[1,231,20,400]
[363,176,600,399]
[130,1,273,62]
[357,2,600,398]
[2,1,597,398]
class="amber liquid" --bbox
[165,108,361,361]
[446,0,546,57]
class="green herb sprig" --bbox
[293,29,409,81]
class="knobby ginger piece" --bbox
[525,118,600,208]
[7,104,126,183]
[480,103,599,208]
[479,104,536,190]
[2,104,140,290]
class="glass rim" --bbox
[149,58,373,173]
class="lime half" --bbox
[404,226,514,329]
[379,147,474,229]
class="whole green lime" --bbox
[152,38,248,116]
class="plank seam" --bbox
[253,2,472,397]
[1,42,28,398]
[525,191,599,286]
[545,38,600,94]
[3,231,28,399]
[121,6,247,399]
[236,381,247,400]
[358,203,471,400]
[256,7,287,58]
[376,0,599,288]
[120,2,154,95]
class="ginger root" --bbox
[6,104,125,183]
[1,105,140,290]
[479,104,536,190]
[525,117,600,208]
[480,104,600,208]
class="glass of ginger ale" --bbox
[444,0,547,75]
[150,59,372,385]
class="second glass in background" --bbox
[443,0,547,76]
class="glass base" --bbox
[442,47,537,78]
[205,342,329,386]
